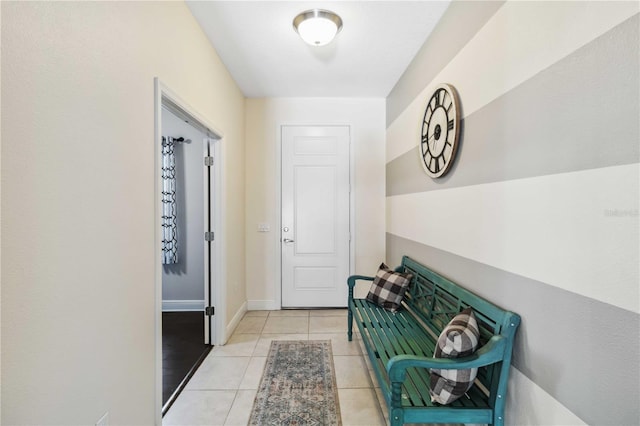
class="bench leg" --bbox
[390,408,404,426]
[347,306,353,341]
[390,381,404,426]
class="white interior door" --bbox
[281,125,350,307]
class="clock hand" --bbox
[421,133,435,145]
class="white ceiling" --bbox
[187,1,450,98]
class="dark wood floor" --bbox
[162,311,211,413]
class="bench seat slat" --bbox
[405,366,490,409]
[392,310,438,355]
[370,310,424,406]
[355,302,393,364]
[366,308,437,407]
[358,302,427,407]
[361,304,398,360]
[369,307,426,356]
[355,300,491,410]
[403,406,493,424]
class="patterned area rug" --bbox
[249,340,342,426]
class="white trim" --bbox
[348,125,356,279]
[159,84,225,139]
[153,78,227,424]
[202,138,211,345]
[275,124,283,310]
[247,300,279,311]
[162,300,205,312]
[207,137,226,346]
[202,137,225,347]
[276,123,356,309]
[224,301,248,343]
[154,78,163,426]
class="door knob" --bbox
[283,238,295,243]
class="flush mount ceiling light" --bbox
[293,9,343,46]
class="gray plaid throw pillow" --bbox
[366,263,413,312]
[429,308,480,405]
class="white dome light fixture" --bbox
[293,9,343,46]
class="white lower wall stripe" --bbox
[387,164,639,313]
[386,2,639,163]
[506,367,586,426]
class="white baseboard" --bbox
[223,301,247,344]
[247,300,279,311]
[162,299,205,312]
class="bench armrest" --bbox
[347,275,374,288]
[387,335,507,382]
[347,275,374,304]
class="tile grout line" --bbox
[221,389,240,426]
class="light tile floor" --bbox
[163,309,387,426]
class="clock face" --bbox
[420,84,461,178]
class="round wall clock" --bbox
[419,83,461,178]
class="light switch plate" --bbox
[258,223,270,232]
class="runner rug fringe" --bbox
[249,340,342,426]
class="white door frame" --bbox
[153,78,226,423]
[202,136,222,345]
[275,123,355,309]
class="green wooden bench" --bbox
[347,256,520,426]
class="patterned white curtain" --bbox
[162,137,178,264]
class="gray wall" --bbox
[385,2,639,425]
[162,109,206,306]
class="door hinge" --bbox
[204,156,214,167]
[205,231,215,242]
[205,306,215,316]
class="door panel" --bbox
[282,126,350,307]
[295,166,336,254]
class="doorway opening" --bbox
[154,79,225,421]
